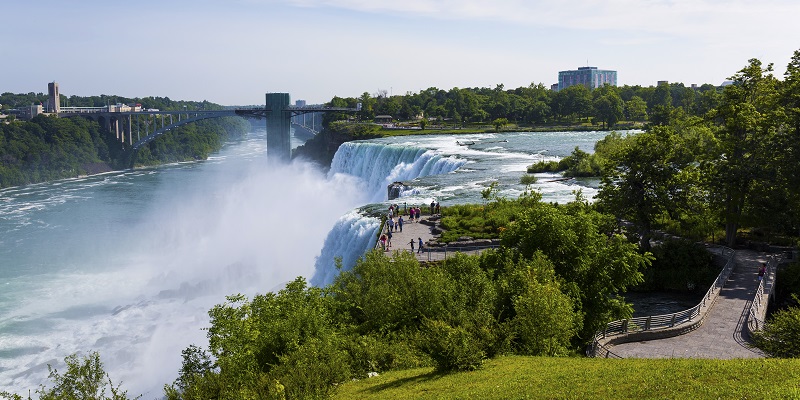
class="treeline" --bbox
[133,117,249,167]
[0,109,249,189]
[0,115,125,187]
[0,92,221,113]
[323,78,720,129]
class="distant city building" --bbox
[550,83,559,91]
[657,80,669,86]
[295,100,307,107]
[47,82,60,113]
[557,67,617,91]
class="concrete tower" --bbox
[47,82,60,114]
[265,92,291,162]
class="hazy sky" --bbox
[3,0,799,105]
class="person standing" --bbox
[758,263,767,281]
[409,238,415,252]
[398,215,404,232]
[435,201,440,215]
[417,237,423,254]
[430,201,435,215]
[387,230,393,248]
[388,217,395,232]
[380,234,387,251]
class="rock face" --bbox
[387,182,407,200]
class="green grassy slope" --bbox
[334,355,800,399]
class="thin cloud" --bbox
[278,0,799,42]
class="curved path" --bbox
[611,249,767,359]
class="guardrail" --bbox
[746,255,779,334]
[588,246,736,358]
[421,243,501,261]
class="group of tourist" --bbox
[379,202,438,254]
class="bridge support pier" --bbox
[266,93,291,162]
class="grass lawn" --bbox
[333,355,800,399]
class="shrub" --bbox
[0,352,138,400]
[527,160,561,173]
[519,174,537,185]
[417,319,485,371]
[753,302,800,358]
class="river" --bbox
[0,127,614,396]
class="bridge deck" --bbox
[611,249,767,359]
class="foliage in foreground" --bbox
[332,356,800,400]
[162,194,649,399]
[0,352,138,400]
[754,298,800,358]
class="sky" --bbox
[2,0,799,105]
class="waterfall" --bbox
[311,141,466,287]
[328,142,465,203]
[310,209,381,287]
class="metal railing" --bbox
[746,255,779,333]
[588,246,736,358]
[420,243,501,261]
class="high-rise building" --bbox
[557,67,617,91]
[47,82,60,113]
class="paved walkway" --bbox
[377,214,436,261]
[378,213,491,262]
[611,249,768,359]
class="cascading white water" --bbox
[310,210,381,287]
[328,142,465,202]
[311,141,468,287]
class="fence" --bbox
[746,255,779,334]
[420,243,501,262]
[588,246,736,358]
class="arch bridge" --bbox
[58,93,358,164]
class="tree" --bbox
[0,352,138,400]
[499,198,649,341]
[493,118,508,131]
[649,82,673,126]
[592,90,624,129]
[709,58,780,247]
[625,96,648,122]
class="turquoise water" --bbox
[0,128,622,395]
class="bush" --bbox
[519,174,537,185]
[753,303,800,358]
[0,352,138,400]
[340,333,430,376]
[417,319,485,371]
[271,337,352,400]
[513,275,579,356]
[527,160,561,173]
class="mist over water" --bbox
[0,128,619,396]
[0,130,365,396]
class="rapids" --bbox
[0,128,620,396]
